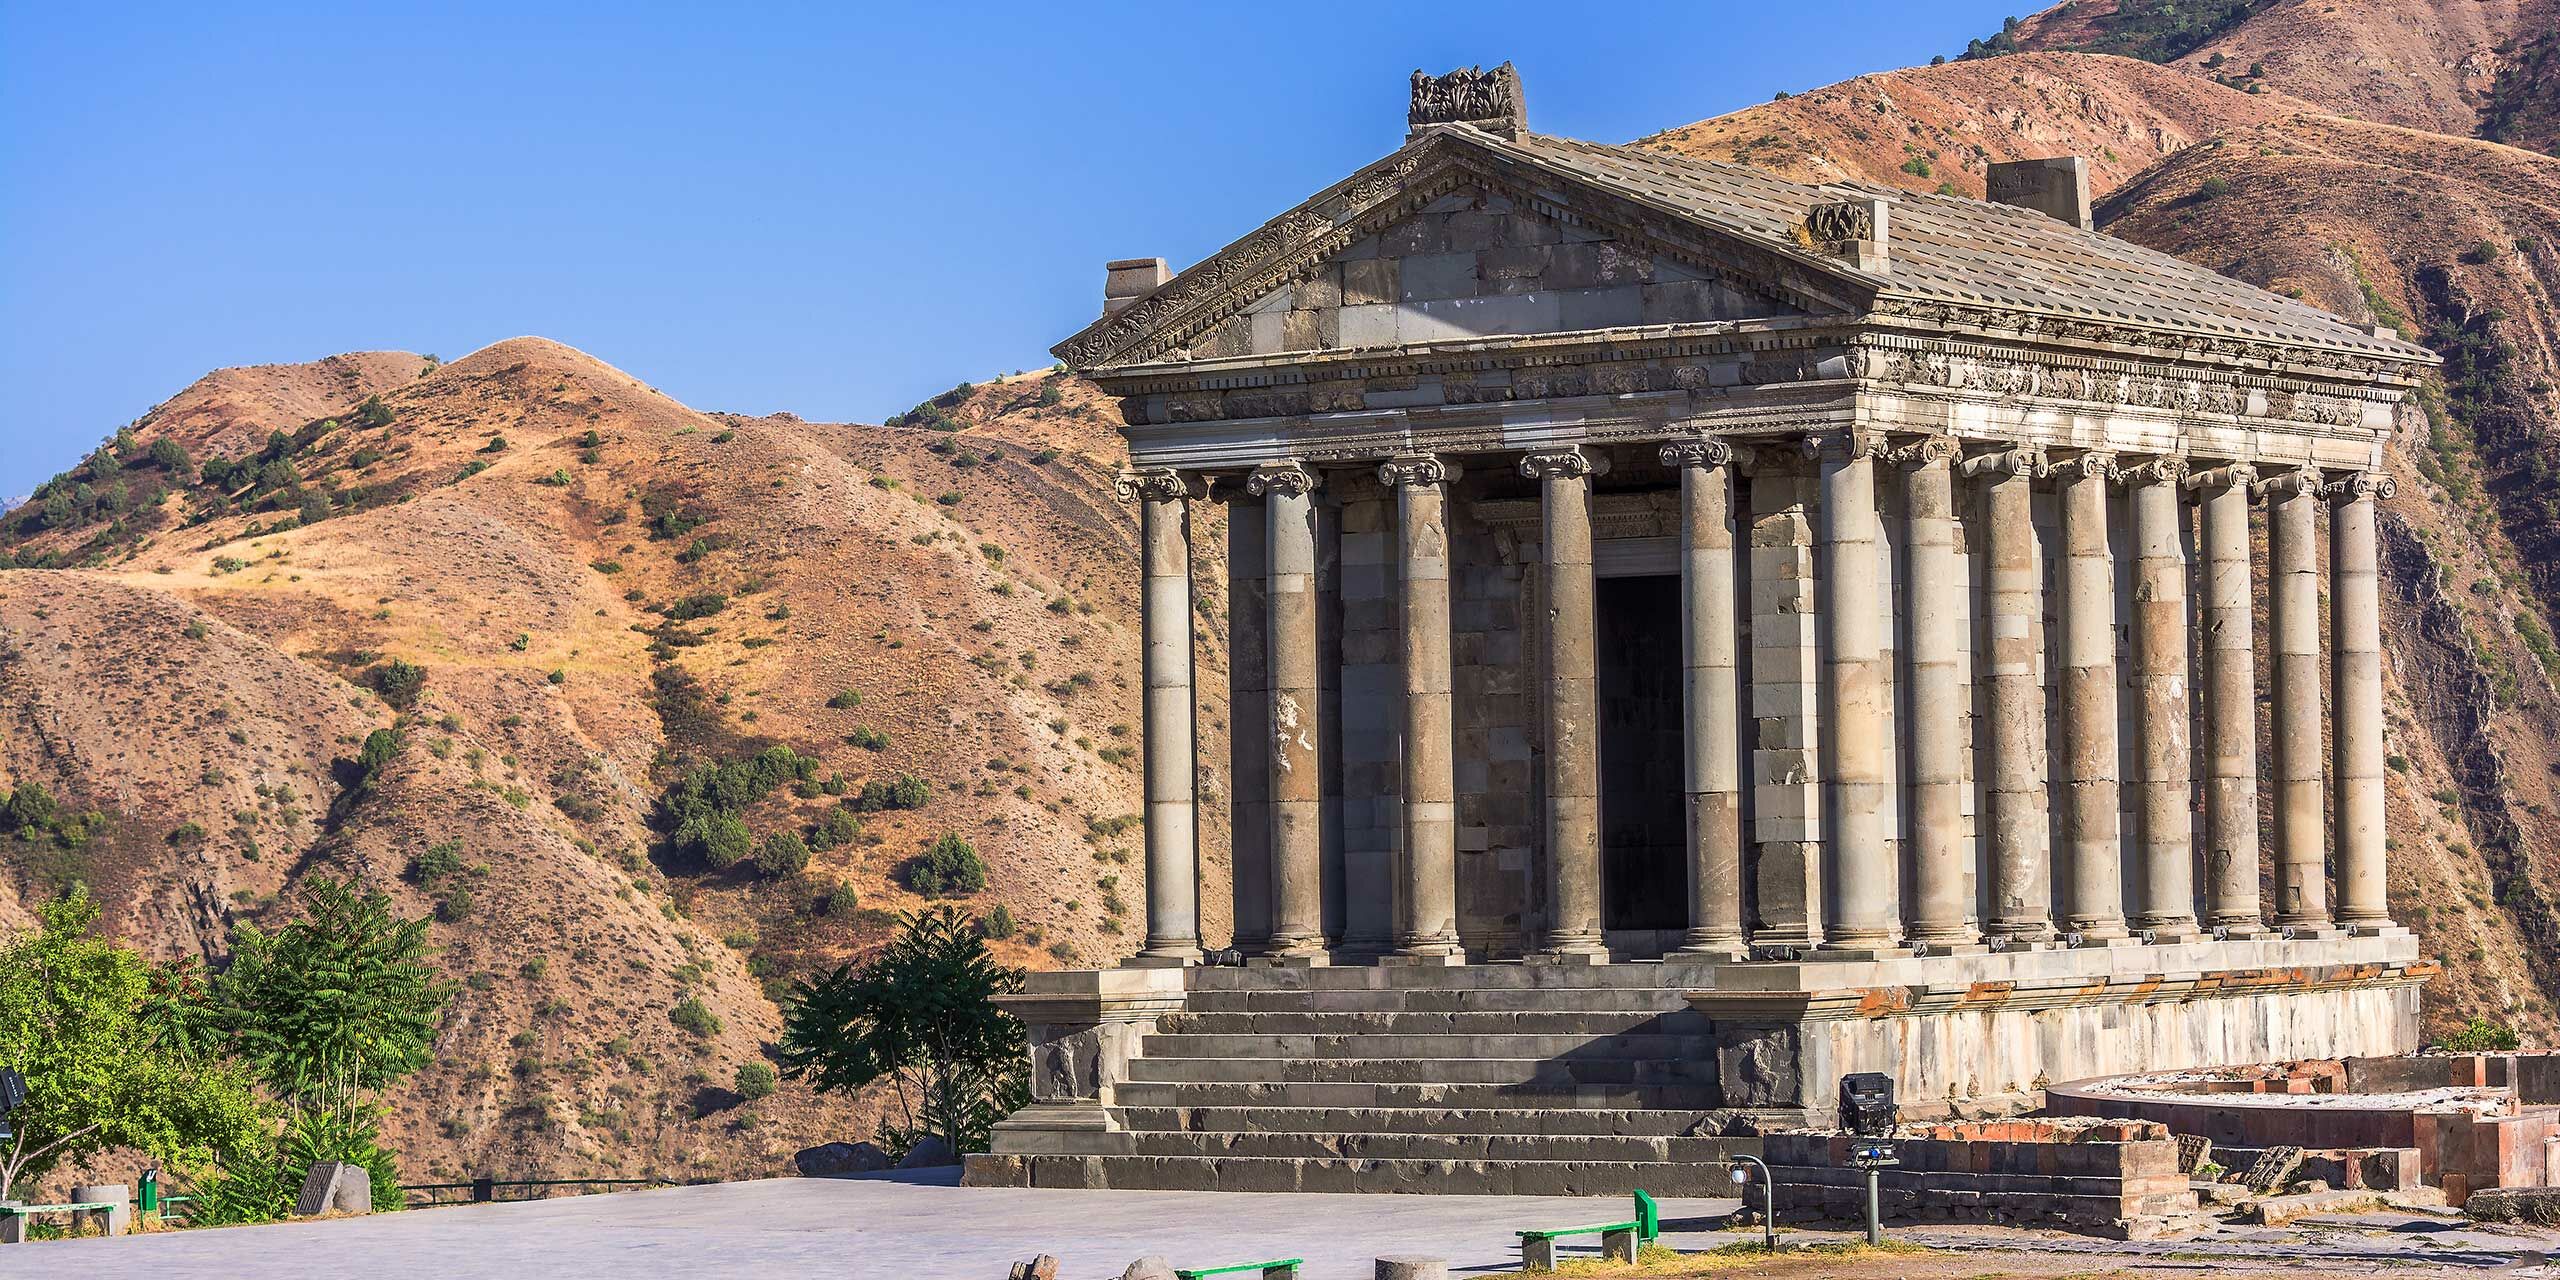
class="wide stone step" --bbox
[1114,1080,1723,1110]
[1117,1105,1720,1138]
[1182,987,1689,1014]
[1119,1129,1750,1163]
[971,1151,1743,1196]
[1138,1032,1715,1060]
[1127,1055,1711,1087]
[1157,1009,1710,1036]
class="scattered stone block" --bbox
[1121,1256,1178,1280]
[2248,1189,2380,1226]
[796,1141,892,1177]
[2240,1145,2304,1194]
[2465,1186,2560,1225]
[1009,1255,1061,1280]
[2175,1134,2212,1174]
[897,1136,958,1169]
[1375,1257,1448,1280]
[292,1163,370,1217]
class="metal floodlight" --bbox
[1839,1072,1897,1137]
[1726,1154,1777,1251]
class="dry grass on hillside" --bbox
[0,338,1234,1186]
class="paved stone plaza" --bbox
[12,1176,2560,1279]
[0,1175,1735,1279]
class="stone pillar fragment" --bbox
[1818,431,1899,954]
[1965,447,2053,944]
[1663,439,1746,957]
[1118,467,1203,965]
[2056,452,2128,942]
[1895,437,1973,949]
[2190,463,2264,936]
[1251,462,1327,960]
[2264,467,2332,931]
[1748,459,1823,948]
[1524,447,1609,961]
[1380,455,1464,960]
[2332,471,2397,934]
[2128,458,2201,940]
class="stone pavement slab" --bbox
[0,1172,1743,1280]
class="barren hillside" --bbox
[0,338,1235,1184]
[2006,0,2560,154]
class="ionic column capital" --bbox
[2254,466,2329,501]
[2331,470,2398,504]
[1378,454,1455,488]
[1518,447,1608,481]
[1115,466,1207,504]
[2051,450,2119,484]
[2183,461,2258,494]
[1245,461,1321,498]
[1958,444,2046,480]
[1803,429,1888,462]
[2120,455,2190,487]
[1657,437,1735,471]
[1884,434,1960,468]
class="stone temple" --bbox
[967,66,2442,1197]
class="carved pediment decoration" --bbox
[1805,201,1875,245]
[1052,131,1872,372]
[1409,63,1525,136]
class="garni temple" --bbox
[965,66,2440,1198]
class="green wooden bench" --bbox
[1174,1260,1299,1280]
[0,1200,119,1243]
[1517,1189,1660,1271]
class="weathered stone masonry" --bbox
[970,69,2442,1194]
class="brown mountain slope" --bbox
[0,338,1233,1187]
[2010,0,2560,154]
[1665,52,2560,1040]
[1639,52,2305,198]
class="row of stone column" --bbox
[1118,434,2396,965]
[1664,435,2398,954]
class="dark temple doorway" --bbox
[1596,573,1685,937]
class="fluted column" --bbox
[1819,431,1899,954]
[1662,438,1745,957]
[1895,437,1973,949]
[1380,454,1464,960]
[2057,451,2129,942]
[2128,457,2201,941]
[1966,446,2053,944]
[1120,466,1203,966]
[2265,466,2332,931]
[1524,447,1609,961]
[2191,463,2264,936]
[1251,462,1327,960]
[2333,470,2397,934]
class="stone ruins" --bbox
[967,67,2442,1199]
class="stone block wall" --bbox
[1761,1120,2196,1239]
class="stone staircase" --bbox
[980,964,1759,1195]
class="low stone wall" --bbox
[1761,1119,2196,1240]
[1691,937,2429,1122]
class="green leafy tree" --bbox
[212,876,451,1101]
[777,907,1027,1158]
[204,877,450,1215]
[0,889,267,1201]
[903,833,986,897]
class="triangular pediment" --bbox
[1055,129,1870,370]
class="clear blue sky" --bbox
[0,1,2024,500]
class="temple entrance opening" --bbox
[1597,571,1685,947]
